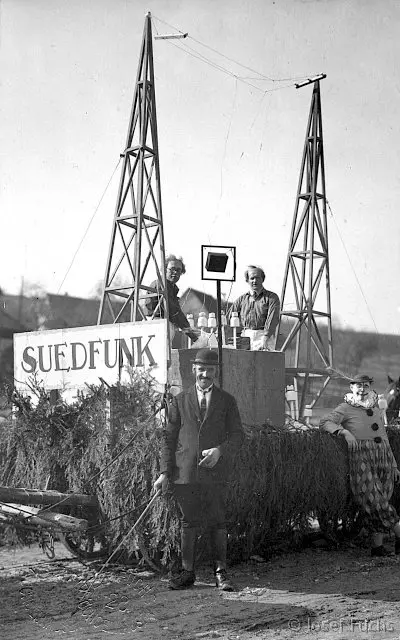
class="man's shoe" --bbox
[168,569,196,590]
[371,545,391,557]
[395,539,400,555]
[215,569,235,591]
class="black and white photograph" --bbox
[1,1,400,638]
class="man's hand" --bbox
[198,447,221,469]
[341,429,357,449]
[183,327,200,342]
[394,468,400,483]
[153,473,169,493]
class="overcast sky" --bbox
[1,0,399,335]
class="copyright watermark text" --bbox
[288,617,395,633]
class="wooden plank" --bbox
[0,486,98,507]
[0,503,88,531]
[32,511,88,532]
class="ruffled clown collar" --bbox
[344,390,379,409]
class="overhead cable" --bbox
[327,200,381,337]
[163,38,297,95]
[152,14,320,84]
[56,158,121,294]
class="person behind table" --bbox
[153,348,244,591]
[319,373,400,557]
[145,254,198,342]
[230,265,280,350]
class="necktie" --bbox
[200,392,207,422]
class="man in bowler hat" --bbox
[154,348,244,590]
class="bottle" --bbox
[186,313,195,328]
[208,312,217,328]
[197,312,208,328]
[230,311,240,328]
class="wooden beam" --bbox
[0,486,98,507]
[0,503,88,532]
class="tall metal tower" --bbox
[97,13,168,330]
[278,77,334,417]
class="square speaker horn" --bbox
[205,252,228,273]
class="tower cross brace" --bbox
[97,13,169,345]
[278,79,334,417]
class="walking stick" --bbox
[94,489,162,575]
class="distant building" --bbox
[0,305,27,385]
[169,288,229,349]
[0,306,27,339]
[0,291,129,385]
[179,288,220,320]
[0,292,130,332]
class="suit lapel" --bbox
[206,386,221,421]
[189,384,220,425]
[188,385,201,421]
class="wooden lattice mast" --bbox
[97,12,169,331]
[278,76,334,417]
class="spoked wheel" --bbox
[136,525,168,573]
[137,530,210,574]
[59,530,109,560]
[59,504,109,561]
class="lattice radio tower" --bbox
[97,13,169,337]
[278,76,334,417]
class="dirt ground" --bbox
[1,541,400,640]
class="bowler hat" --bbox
[350,373,373,384]
[192,349,219,365]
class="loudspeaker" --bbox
[205,252,228,273]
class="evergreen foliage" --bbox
[1,376,400,563]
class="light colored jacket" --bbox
[320,402,388,442]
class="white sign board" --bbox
[14,320,168,392]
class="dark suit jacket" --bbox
[160,385,244,484]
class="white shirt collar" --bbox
[196,383,213,413]
[196,383,213,395]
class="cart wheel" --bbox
[59,504,109,561]
[135,527,164,572]
[137,530,208,574]
[59,530,109,561]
